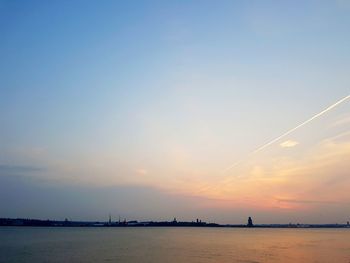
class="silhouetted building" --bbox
[247,217,253,227]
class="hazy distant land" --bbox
[1,217,350,229]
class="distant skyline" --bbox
[1,0,350,224]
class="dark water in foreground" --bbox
[0,227,350,263]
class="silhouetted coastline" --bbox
[1,217,349,228]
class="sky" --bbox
[1,0,350,224]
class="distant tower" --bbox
[247,217,253,227]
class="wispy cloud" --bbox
[224,94,350,172]
[136,169,148,175]
[331,115,350,127]
[201,132,350,212]
[280,140,299,148]
[0,165,43,175]
[275,198,347,205]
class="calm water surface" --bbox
[0,227,349,263]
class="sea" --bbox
[0,227,349,263]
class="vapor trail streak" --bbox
[223,95,350,172]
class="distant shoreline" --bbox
[1,218,349,229]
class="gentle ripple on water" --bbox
[0,227,350,263]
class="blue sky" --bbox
[1,0,350,223]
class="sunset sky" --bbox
[1,0,350,224]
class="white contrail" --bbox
[223,94,350,172]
